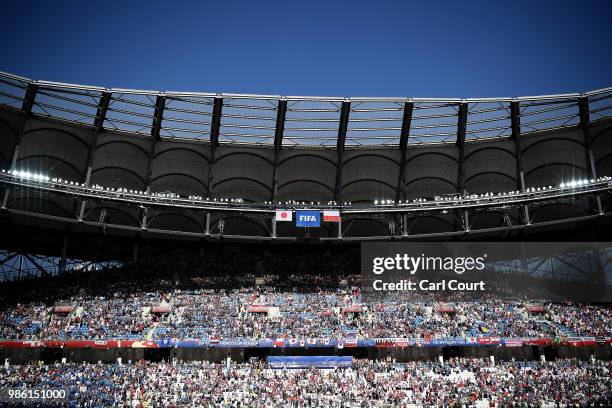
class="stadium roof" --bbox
[1,70,611,146]
[0,71,611,242]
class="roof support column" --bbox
[402,214,408,237]
[58,235,69,274]
[271,99,287,203]
[579,97,602,214]
[141,95,165,229]
[396,102,414,202]
[2,83,37,208]
[8,83,38,170]
[334,101,351,204]
[77,91,111,220]
[456,102,469,231]
[205,212,211,235]
[333,101,350,238]
[207,97,223,199]
[511,101,531,224]
[132,239,139,264]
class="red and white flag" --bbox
[323,210,340,222]
[275,210,292,222]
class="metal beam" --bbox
[396,102,414,202]
[511,101,531,224]
[510,102,525,191]
[132,239,139,264]
[205,212,211,235]
[23,254,51,278]
[579,97,597,178]
[333,101,351,203]
[77,92,111,220]
[271,99,287,202]
[151,95,165,140]
[456,103,468,193]
[83,92,111,183]
[0,252,18,267]
[145,95,165,189]
[578,96,602,214]
[2,83,38,208]
[58,235,69,274]
[141,95,165,228]
[7,83,38,170]
[207,97,223,198]
[456,103,468,231]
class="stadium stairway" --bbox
[146,323,158,339]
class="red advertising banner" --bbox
[52,306,75,313]
[477,337,501,345]
[247,305,269,313]
[525,304,546,313]
[435,305,456,313]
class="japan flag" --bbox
[275,210,293,221]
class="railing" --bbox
[1,170,610,215]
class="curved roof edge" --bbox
[3,70,611,103]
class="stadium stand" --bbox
[1,359,610,407]
[1,72,611,407]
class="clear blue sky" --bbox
[1,1,611,98]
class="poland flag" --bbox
[323,210,340,222]
[275,210,292,222]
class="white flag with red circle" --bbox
[275,210,293,222]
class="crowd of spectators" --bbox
[1,279,610,340]
[0,358,609,407]
[0,252,610,341]
[546,302,612,337]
